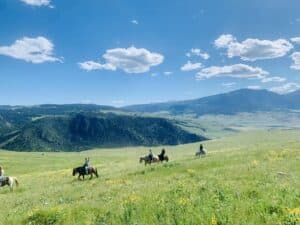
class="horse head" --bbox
[139,157,144,163]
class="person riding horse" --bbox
[0,166,4,183]
[83,157,90,175]
[148,149,153,161]
[196,144,207,157]
[72,158,98,180]
[158,149,166,161]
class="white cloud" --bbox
[247,85,261,90]
[131,20,139,25]
[20,0,52,7]
[0,36,61,63]
[79,46,164,73]
[186,48,209,60]
[151,73,158,77]
[163,71,173,76]
[291,37,300,44]
[291,52,300,70]
[215,34,293,61]
[222,82,236,87]
[196,64,268,80]
[181,61,202,71]
[261,76,286,83]
[78,61,116,71]
[215,34,236,48]
[270,83,300,94]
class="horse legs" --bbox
[90,173,93,179]
[78,174,84,180]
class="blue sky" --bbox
[0,0,300,106]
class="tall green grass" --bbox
[0,129,299,225]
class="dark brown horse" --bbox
[72,166,98,180]
[159,155,169,162]
[0,176,19,191]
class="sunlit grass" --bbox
[0,129,299,225]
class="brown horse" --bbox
[72,166,98,180]
[159,155,169,162]
[0,176,19,191]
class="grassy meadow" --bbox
[0,129,299,225]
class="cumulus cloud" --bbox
[270,83,300,94]
[0,36,61,63]
[291,37,300,44]
[186,48,209,60]
[181,61,202,71]
[215,34,236,48]
[20,0,52,7]
[79,46,164,73]
[78,61,116,71]
[214,34,293,61]
[291,52,300,70]
[261,76,286,83]
[196,64,268,80]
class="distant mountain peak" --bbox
[123,88,300,115]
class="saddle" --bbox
[84,167,91,175]
[0,177,8,186]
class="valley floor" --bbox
[0,129,299,225]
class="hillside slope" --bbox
[2,113,205,151]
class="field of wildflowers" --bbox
[0,129,299,225]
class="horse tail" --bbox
[14,177,19,187]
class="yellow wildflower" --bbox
[287,207,300,215]
[124,194,140,204]
[177,197,189,206]
[250,160,259,167]
[211,216,217,225]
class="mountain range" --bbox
[0,89,299,151]
[123,89,300,115]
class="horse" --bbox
[139,155,160,165]
[72,166,99,180]
[158,154,169,162]
[0,176,19,191]
[195,149,207,158]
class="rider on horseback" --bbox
[83,158,90,175]
[148,149,153,161]
[199,144,206,155]
[0,166,5,182]
[158,148,166,161]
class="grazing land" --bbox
[0,129,299,225]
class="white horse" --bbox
[0,176,19,191]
